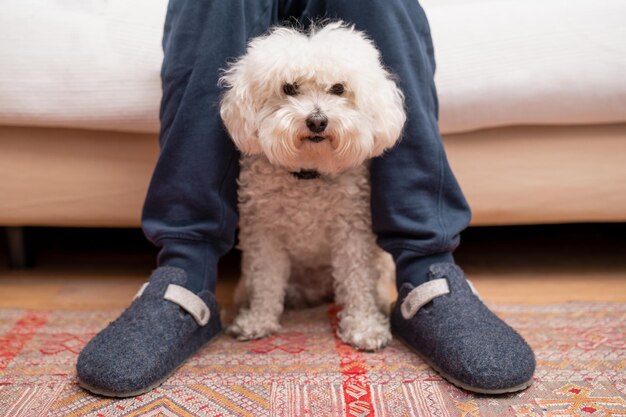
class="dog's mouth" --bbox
[307,135,326,143]
[294,133,338,152]
[299,134,333,145]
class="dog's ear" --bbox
[219,62,262,155]
[368,76,406,157]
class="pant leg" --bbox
[142,0,281,293]
[322,0,472,285]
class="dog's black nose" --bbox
[306,113,328,133]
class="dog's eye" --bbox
[282,83,298,96]
[329,83,345,95]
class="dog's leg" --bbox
[331,223,392,351]
[228,237,290,340]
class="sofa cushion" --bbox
[0,0,625,135]
[0,0,167,134]
[423,0,626,133]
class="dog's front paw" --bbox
[337,311,392,351]
[227,310,281,341]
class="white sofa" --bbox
[1,0,625,228]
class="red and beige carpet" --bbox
[1,303,624,416]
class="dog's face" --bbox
[220,22,406,174]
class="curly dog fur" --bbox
[219,22,406,351]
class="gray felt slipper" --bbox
[77,266,222,397]
[391,262,535,394]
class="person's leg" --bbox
[318,0,470,286]
[317,0,535,394]
[77,0,283,397]
[144,0,284,294]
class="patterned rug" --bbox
[0,303,624,417]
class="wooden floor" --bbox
[0,224,625,311]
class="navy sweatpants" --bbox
[142,0,471,293]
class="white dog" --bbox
[219,22,406,351]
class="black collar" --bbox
[291,169,321,180]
